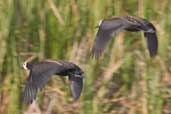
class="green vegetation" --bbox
[0,0,171,114]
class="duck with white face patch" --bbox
[92,15,158,58]
[22,60,84,104]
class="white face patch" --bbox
[23,62,28,70]
[98,19,103,26]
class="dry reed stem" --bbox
[95,33,124,100]
[139,63,148,114]
[47,0,65,25]
[45,98,56,114]
[103,33,124,83]
[138,0,144,17]
[25,54,38,62]
[69,41,79,65]
[24,101,42,114]
[38,3,46,59]
[45,86,66,96]
[76,35,89,64]
[70,33,90,68]
[70,0,80,22]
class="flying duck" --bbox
[91,15,158,58]
[22,60,84,104]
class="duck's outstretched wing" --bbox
[23,61,61,104]
[91,18,126,58]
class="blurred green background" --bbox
[0,0,171,114]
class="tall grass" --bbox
[0,0,171,114]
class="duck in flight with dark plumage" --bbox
[22,60,84,104]
[91,15,158,58]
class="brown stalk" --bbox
[24,101,42,114]
[47,0,65,25]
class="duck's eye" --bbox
[23,63,26,66]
